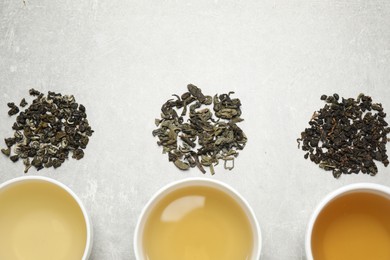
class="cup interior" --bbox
[305,183,390,260]
[134,178,261,260]
[0,176,92,260]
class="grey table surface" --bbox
[1,1,390,259]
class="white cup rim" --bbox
[0,176,93,260]
[134,177,262,260]
[305,182,390,260]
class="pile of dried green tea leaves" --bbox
[152,84,247,174]
[1,89,94,173]
[298,93,390,178]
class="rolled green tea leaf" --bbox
[153,84,247,175]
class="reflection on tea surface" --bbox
[143,186,253,260]
[161,195,205,222]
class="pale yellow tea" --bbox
[312,192,390,260]
[143,185,254,260]
[0,181,87,260]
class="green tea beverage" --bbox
[143,185,254,260]
[0,181,87,260]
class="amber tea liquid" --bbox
[312,191,390,260]
[143,185,254,260]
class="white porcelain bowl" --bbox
[305,182,390,260]
[0,176,93,260]
[134,178,262,260]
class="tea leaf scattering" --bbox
[298,93,390,178]
[2,89,94,173]
[152,84,247,174]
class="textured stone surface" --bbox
[1,1,390,259]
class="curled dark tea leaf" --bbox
[20,98,28,107]
[4,138,16,147]
[10,155,19,162]
[7,102,19,116]
[72,149,84,160]
[29,88,41,96]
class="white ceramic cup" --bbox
[0,176,93,260]
[134,178,262,260]
[305,182,390,260]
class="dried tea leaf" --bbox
[298,93,390,178]
[10,155,19,162]
[2,89,94,173]
[174,159,190,170]
[153,84,247,174]
[1,148,10,157]
[20,98,28,107]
